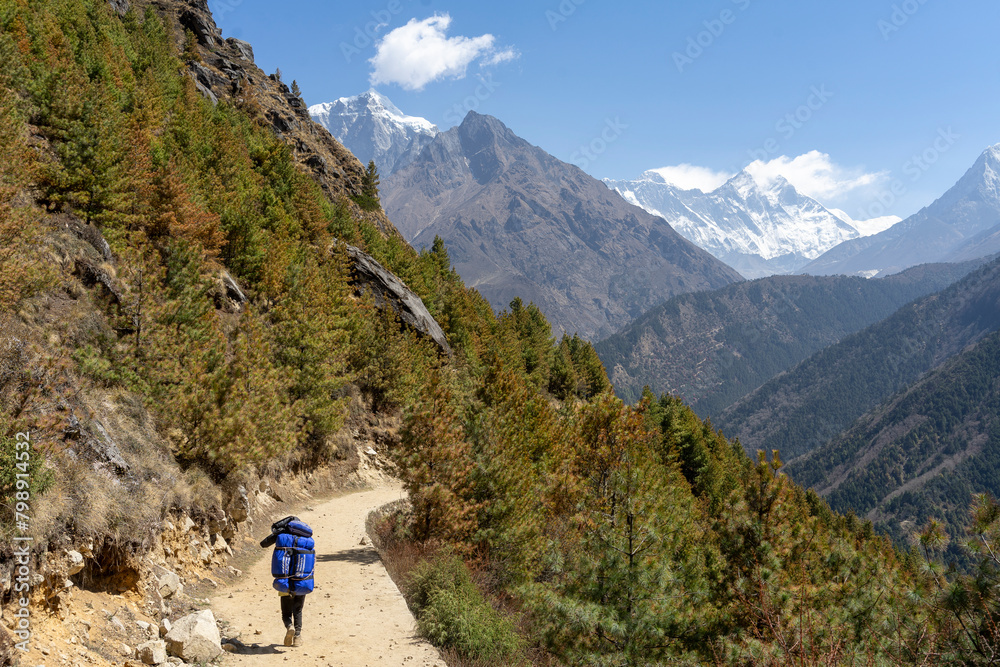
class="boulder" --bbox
[189,62,227,93]
[153,567,182,600]
[65,550,86,576]
[210,534,229,554]
[135,640,167,665]
[159,618,171,638]
[89,420,130,473]
[164,610,223,664]
[109,0,130,16]
[227,486,250,523]
[342,243,453,357]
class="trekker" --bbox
[260,515,315,647]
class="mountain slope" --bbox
[715,256,1000,461]
[382,112,744,339]
[785,329,1000,564]
[310,90,438,176]
[606,169,889,279]
[803,145,1000,276]
[595,260,983,414]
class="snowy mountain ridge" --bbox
[606,169,901,278]
[309,90,439,176]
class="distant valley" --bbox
[716,256,1000,463]
[595,259,986,415]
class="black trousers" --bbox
[280,594,304,634]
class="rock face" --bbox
[164,610,223,664]
[803,145,1000,276]
[383,112,743,340]
[108,0,130,16]
[310,90,438,177]
[343,244,453,357]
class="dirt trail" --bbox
[211,484,446,667]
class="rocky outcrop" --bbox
[164,610,223,663]
[226,37,253,63]
[109,0,130,16]
[343,243,453,357]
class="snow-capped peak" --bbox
[310,90,439,176]
[605,166,890,278]
[313,90,439,137]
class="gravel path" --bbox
[211,484,446,667]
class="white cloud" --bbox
[745,151,888,203]
[483,47,519,66]
[369,14,517,91]
[648,164,733,192]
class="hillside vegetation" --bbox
[716,257,1000,461]
[596,262,981,414]
[3,1,1000,665]
[786,329,1000,565]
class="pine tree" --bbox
[529,395,707,665]
[271,249,353,457]
[398,369,481,546]
[355,160,381,210]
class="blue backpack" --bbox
[269,519,315,595]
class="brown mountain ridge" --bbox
[383,112,743,340]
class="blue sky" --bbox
[209,0,1000,219]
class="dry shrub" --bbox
[0,624,14,667]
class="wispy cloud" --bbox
[746,151,888,202]
[647,164,733,192]
[369,14,518,91]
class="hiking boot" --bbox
[293,634,302,647]
[283,625,295,647]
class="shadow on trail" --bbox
[317,547,382,565]
[230,643,291,655]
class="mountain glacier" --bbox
[606,170,900,279]
[309,90,438,176]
